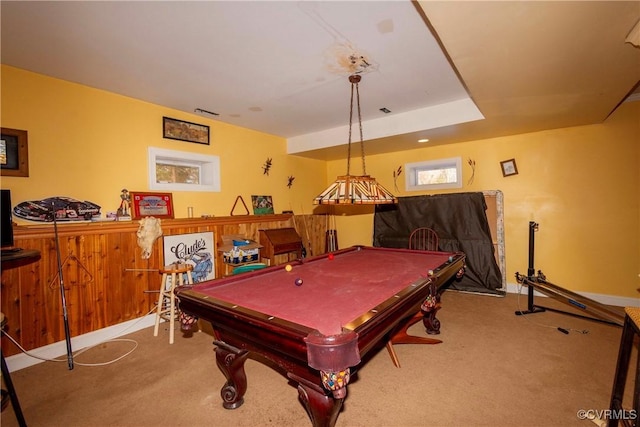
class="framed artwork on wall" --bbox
[0,127,29,177]
[130,192,174,219]
[163,116,210,145]
[500,159,518,177]
[251,195,274,215]
[163,231,215,283]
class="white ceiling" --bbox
[2,1,639,161]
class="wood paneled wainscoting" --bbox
[1,214,329,357]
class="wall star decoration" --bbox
[262,158,272,175]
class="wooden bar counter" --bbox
[0,214,330,357]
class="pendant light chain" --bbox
[312,73,397,205]
[346,80,355,176]
[355,79,366,176]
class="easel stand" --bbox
[514,221,623,327]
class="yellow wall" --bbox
[324,101,640,299]
[2,65,638,299]
[1,65,326,218]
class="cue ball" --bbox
[328,253,334,260]
[448,256,453,262]
[295,278,303,286]
[285,264,293,272]
[428,269,434,276]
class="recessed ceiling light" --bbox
[418,138,429,143]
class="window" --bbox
[148,147,220,192]
[156,162,200,185]
[405,157,462,191]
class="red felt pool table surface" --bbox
[185,246,457,335]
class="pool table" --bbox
[176,245,465,427]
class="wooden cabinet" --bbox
[1,214,331,357]
[258,227,303,265]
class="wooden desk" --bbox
[258,228,302,265]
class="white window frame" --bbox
[148,147,220,192]
[405,157,462,191]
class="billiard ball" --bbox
[448,256,453,262]
[428,269,434,276]
[295,278,303,286]
[328,253,334,260]
[285,264,293,272]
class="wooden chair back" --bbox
[408,227,439,251]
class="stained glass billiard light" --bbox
[313,74,397,205]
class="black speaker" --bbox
[1,189,15,248]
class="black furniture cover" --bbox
[373,192,503,295]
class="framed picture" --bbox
[130,192,174,219]
[251,195,274,215]
[163,116,210,145]
[163,232,215,283]
[0,127,29,177]
[500,159,518,177]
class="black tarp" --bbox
[373,192,504,295]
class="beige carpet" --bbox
[1,291,634,427]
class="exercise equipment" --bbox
[514,221,624,327]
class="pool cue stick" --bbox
[299,204,313,256]
[326,207,338,252]
[324,212,329,252]
[52,203,74,370]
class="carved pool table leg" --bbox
[423,307,441,335]
[289,373,344,427]
[421,282,442,335]
[213,340,250,409]
[423,266,463,334]
[421,265,463,334]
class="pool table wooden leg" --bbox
[289,373,343,427]
[421,282,442,335]
[213,340,249,410]
[422,305,442,335]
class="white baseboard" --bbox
[505,282,639,308]
[5,314,156,373]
